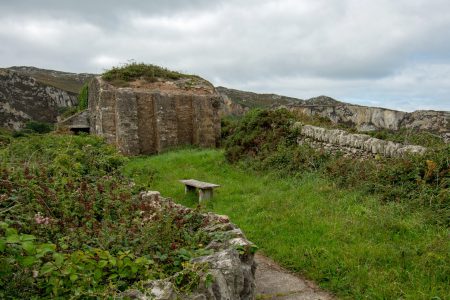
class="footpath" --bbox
[255,254,334,300]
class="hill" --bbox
[7,66,95,94]
[217,86,449,138]
[0,67,94,129]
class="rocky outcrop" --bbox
[8,66,94,94]
[292,105,450,135]
[123,191,257,300]
[217,87,449,138]
[296,124,427,158]
[89,76,221,155]
[0,68,79,129]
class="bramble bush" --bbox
[223,109,449,224]
[0,134,213,298]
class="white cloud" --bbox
[0,0,449,111]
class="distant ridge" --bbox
[7,66,95,94]
[215,86,345,109]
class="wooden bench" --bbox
[179,179,220,202]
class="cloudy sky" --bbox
[1,0,450,111]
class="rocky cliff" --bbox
[0,69,77,129]
[292,105,450,135]
[89,75,221,155]
[217,87,449,139]
[7,66,94,94]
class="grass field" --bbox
[123,148,449,299]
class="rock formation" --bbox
[0,68,79,129]
[0,67,94,129]
[122,191,257,300]
[88,76,221,155]
[217,87,450,139]
[292,104,450,135]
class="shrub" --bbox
[24,121,53,134]
[223,108,299,163]
[0,134,213,298]
[102,62,196,84]
[77,83,89,111]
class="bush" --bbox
[102,62,196,84]
[24,121,53,134]
[223,108,299,163]
[77,83,89,111]
[0,134,213,298]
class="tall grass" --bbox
[123,149,449,299]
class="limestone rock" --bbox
[0,68,78,129]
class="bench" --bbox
[179,179,220,202]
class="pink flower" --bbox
[34,212,51,225]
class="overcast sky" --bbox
[1,0,450,111]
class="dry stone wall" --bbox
[88,77,221,155]
[296,124,427,158]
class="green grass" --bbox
[123,148,449,299]
[102,62,199,85]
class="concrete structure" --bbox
[88,77,221,155]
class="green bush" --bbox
[102,62,196,84]
[364,128,446,148]
[223,108,299,163]
[0,134,213,298]
[24,121,53,134]
[77,83,89,111]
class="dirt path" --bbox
[255,254,334,300]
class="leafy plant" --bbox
[24,121,53,134]
[0,134,214,298]
[77,83,89,111]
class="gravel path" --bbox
[255,254,334,300]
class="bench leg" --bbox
[199,189,213,202]
[185,185,196,194]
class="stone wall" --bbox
[296,124,427,158]
[123,191,256,300]
[88,77,221,155]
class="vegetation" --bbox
[24,121,54,134]
[76,83,89,111]
[124,149,449,299]
[102,62,197,86]
[60,83,89,119]
[223,109,449,225]
[363,128,447,148]
[0,134,214,298]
